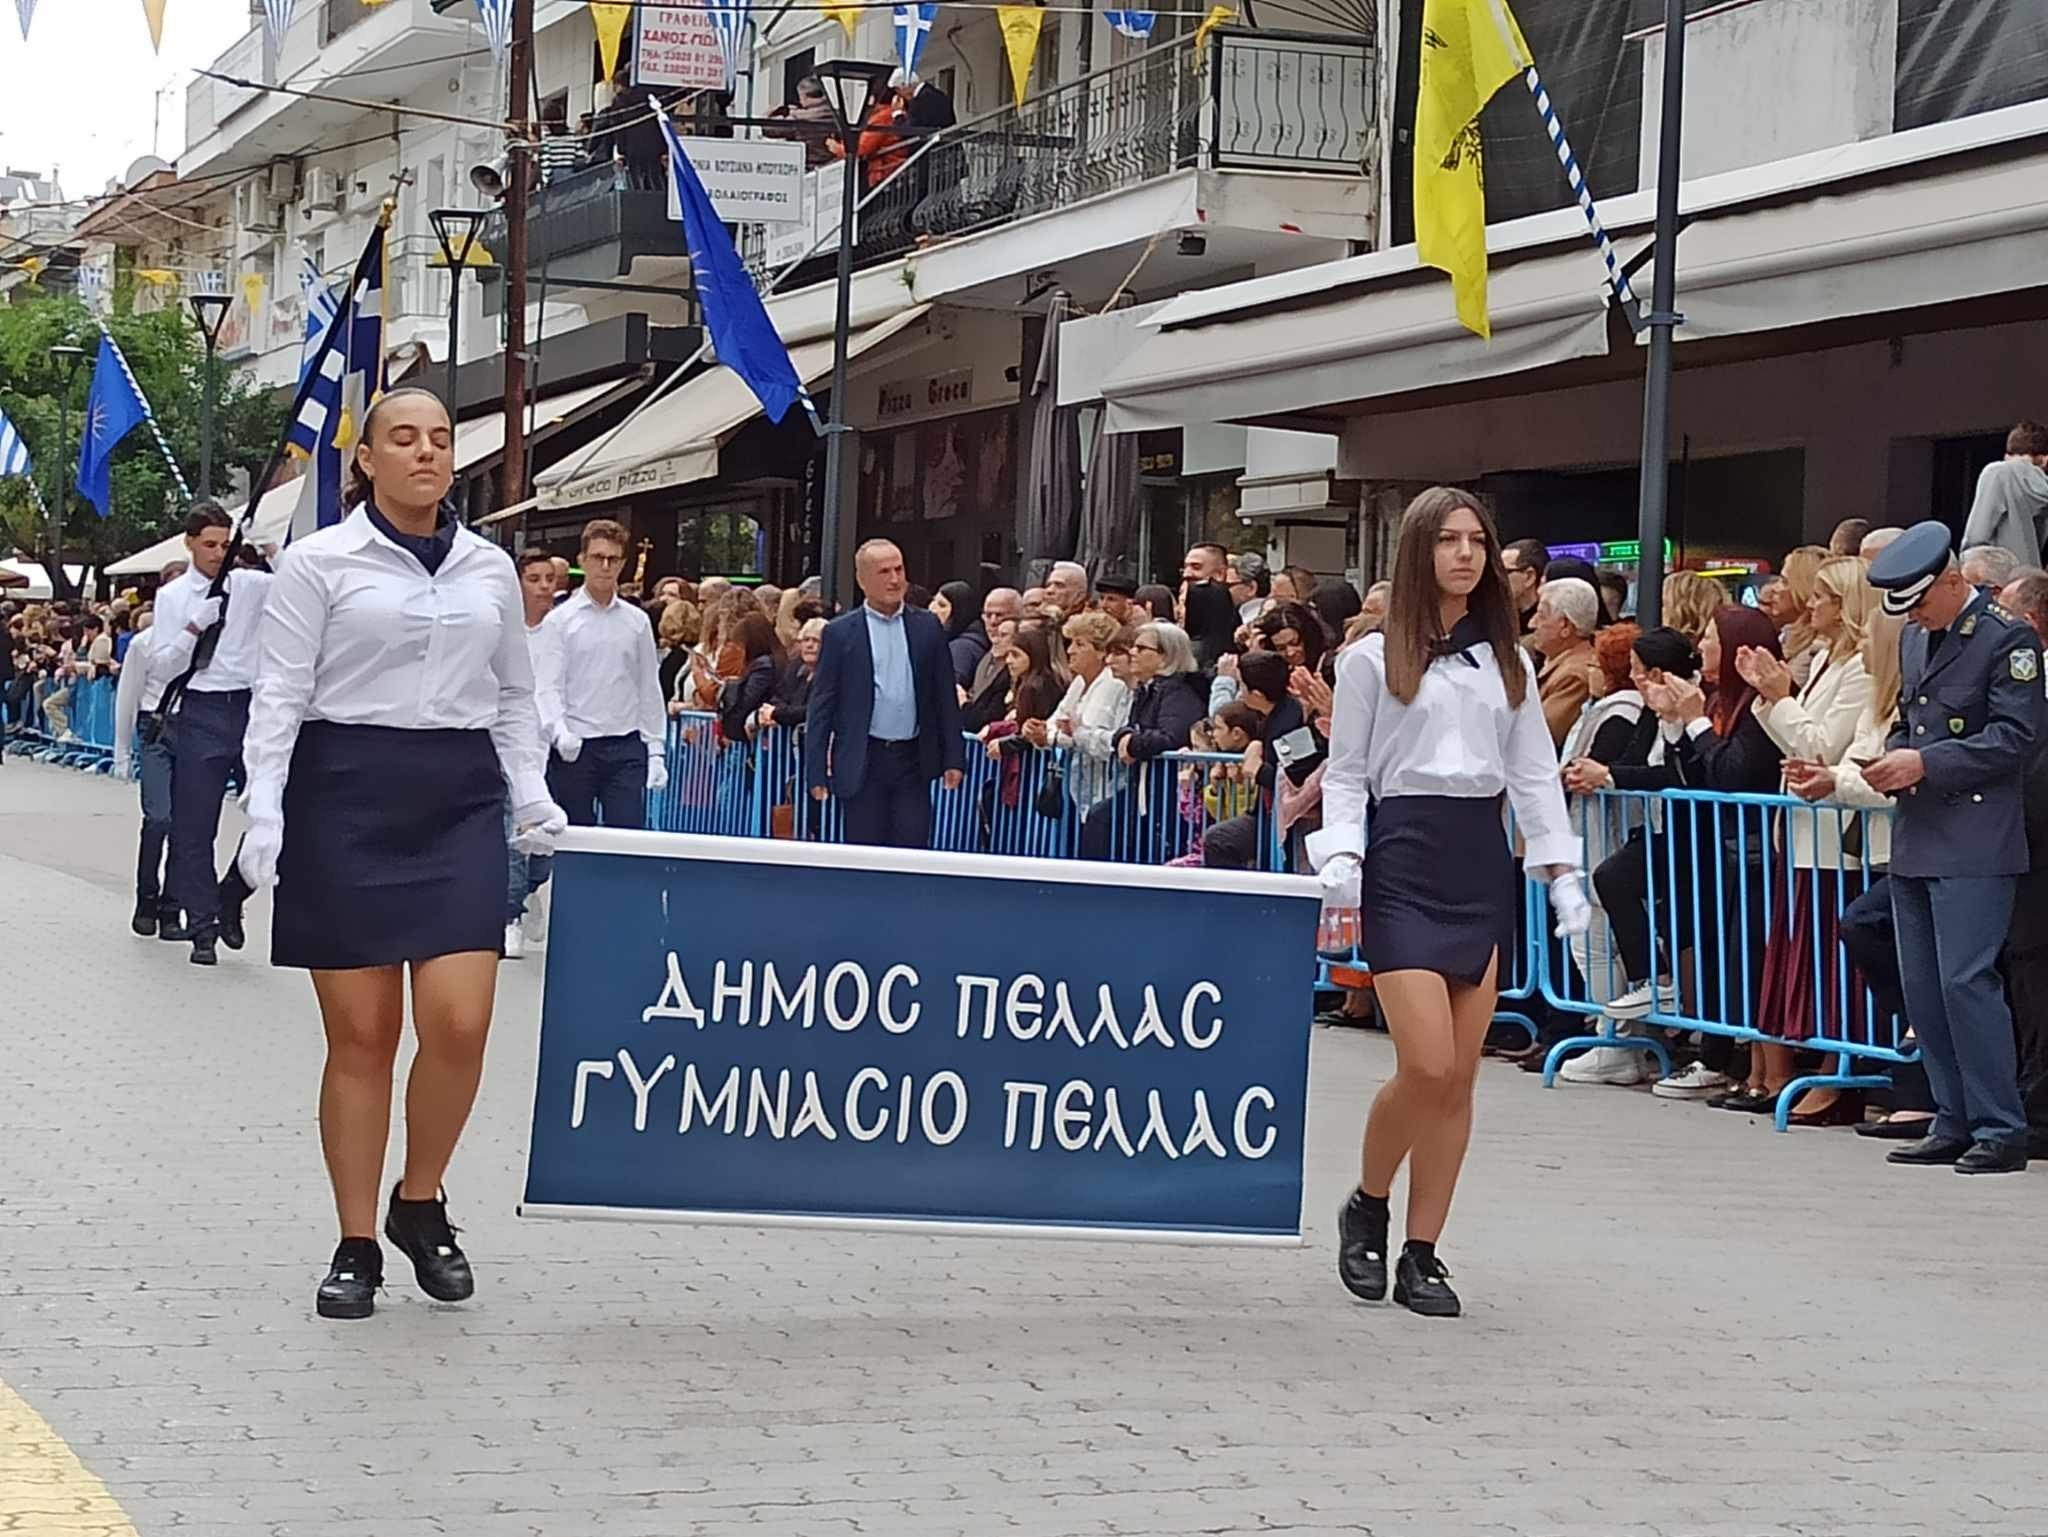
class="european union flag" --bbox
[654,99,807,425]
[288,223,386,533]
[75,333,150,517]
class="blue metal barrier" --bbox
[1533,786,1907,1126]
[4,675,117,771]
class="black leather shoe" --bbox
[1393,1247,1461,1318]
[1956,1140,2029,1175]
[189,932,218,967]
[130,898,157,937]
[1886,1134,1974,1166]
[1336,1191,1388,1303]
[1856,1116,1936,1140]
[157,912,191,943]
[385,1184,475,1302]
[317,1238,382,1320]
[217,904,246,952]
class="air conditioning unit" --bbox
[302,167,344,211]
[235,180,282,232]
[265,160,300,203]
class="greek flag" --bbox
[0,403,31,481]
[289,224,387,535]
[706,0,751,88]
[262,0,295,52]
[1105,9,1156,38]
[474,0,512,59]
[893,2,936,74]
[299,254,338,385]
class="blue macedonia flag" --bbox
[75,334,150,516]
[654,99,807,424]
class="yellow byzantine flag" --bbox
[822,0,859,38]
[997,6,1046,106]
[589,2,632,83]
[1414,0,1533,338]
[141,0,166,50]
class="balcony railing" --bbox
[747,26,1372,276]
[478,162,691,279]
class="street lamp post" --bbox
[1632,0,1687,630]
[429,208,489,418]
[813,59,895,607]
[187,292,232,500]
[47,343,86,600]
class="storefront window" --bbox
[676,497,766,578]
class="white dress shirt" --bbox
[535,588,666,752]
[240,508,549,822]
[148,564,273,694]
[111,625,162,767]
[1308,629,1580,873]
[524,619,560,753]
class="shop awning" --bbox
[534,305,932,512]
[1099,249,1615,434]
[451,374,643,478]
[105,478,305,577]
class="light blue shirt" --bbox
[864,602,918,741]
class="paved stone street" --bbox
[4,759,2046,1537]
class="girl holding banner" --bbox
[235,387,568,1320]
[1310,488,1588,1318]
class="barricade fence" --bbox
[16,695,1912,1124]
[2,673,117,772]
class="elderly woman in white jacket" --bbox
[1734,556,1883,1120]
[1025,610,1131,810]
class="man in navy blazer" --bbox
[805,539,966,847]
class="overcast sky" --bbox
[0,3,252,202]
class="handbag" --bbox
[1033,758,1068,819]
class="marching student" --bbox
[535,518,668,829]
[147,502,273,966]
[112,600,176,936]
[1311,487,1586,1318]
[233,387,567,1321]
[505,549,561,958]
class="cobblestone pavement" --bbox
[5,760,2047,1537]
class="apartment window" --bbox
[781,49,816,107]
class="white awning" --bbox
[536,305,933,511]
[1099,250,1614,433]
[105,477,305,578]
[451,374,642,476]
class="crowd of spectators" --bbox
[3,566,178,748]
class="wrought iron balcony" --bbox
[479,163,691,285]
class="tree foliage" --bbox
[0,291,288,587]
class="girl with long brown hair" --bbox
[1313,487,1586,1317]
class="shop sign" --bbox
[874,367,974,425]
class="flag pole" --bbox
[1633,0,1686,631]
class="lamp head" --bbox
[430,206,489,267]
[813,58,895,133]
[187,292,232,348]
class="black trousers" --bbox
[548,734,647,831]
[1835,873,1935,1113]
[2004,941,2048,1139]
[840,739,932,849]
[168,689,250,936]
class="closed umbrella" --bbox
[1021,290,1081,572]
[1076,404,1139,580]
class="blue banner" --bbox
[523,833,1321,1242]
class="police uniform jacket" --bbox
[1886,587,2042,878]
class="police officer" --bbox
[1865,520,2040,1173]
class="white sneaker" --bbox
[1652,1061,1730,1100]
[1558,1046,1649,1086]
[521,896,548,949]
[502,923,526,960]
[1606,979,1676,1020]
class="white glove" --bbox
[187,597,223,635]
[1550,871,1592,939]
[646,754,669,791]
[511,798,569,856]
[1318,852,1362,914]
[553,729,582,763]
[238,815,284,891]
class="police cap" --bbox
[1865,519,1955,616]
[1095,572,1139,597]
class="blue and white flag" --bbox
[0,402,32,482]
[893,2,937,74]
[262,0,295,52]
[289,224,387,534]
[706,0,750,89]
[15,0,36,41]
[298,253,338,385]
[653,101,807,425]
[474,0,512,60]
[75,335,152,517]
[1105,9,1156,39]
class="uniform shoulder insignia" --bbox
[1989,602,2019,623]
[2014,648,2039,683]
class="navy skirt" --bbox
[273,721,507,970]
[1359,794,1516,986]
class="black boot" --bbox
[317,1238,383,1320]
[384,1184,475,1302]
[1336,1190,1389,1302]
[157,909,192,943]
[189,930,218,967]
[131,896,158,937]
[217,868,250,951]
[1393,1242,1461,1318]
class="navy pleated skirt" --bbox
[1359,794,1516,986]
[273,721,507,970]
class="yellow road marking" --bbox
[0,1375,139,1536]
